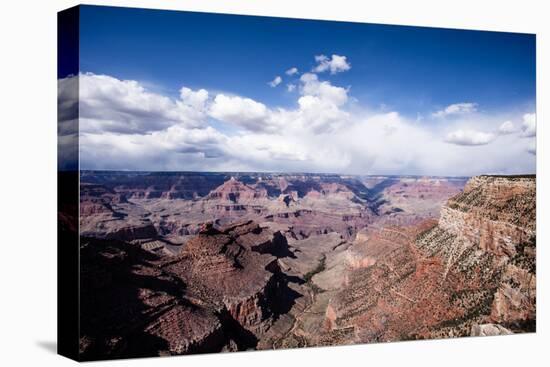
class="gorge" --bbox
[72,172,535,360]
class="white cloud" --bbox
[74,69,535,175]
[299,73,348,106]
[58,75,79,125]
[209,94,272,132]
[223,110,534,176]
[285,67,298,76]
[520,113,536,156]
[227,134,310,163]
[313,54,351,74]
[179,87,209,110]
[498,120,516,135]
[295,95,350,134]
[444,129,496,146]
[268,76,282,87]
[527,140,536,155]
[208,73,350,135]
[79,73,208,134]
[521,113,536,137]
[287,84,296,92]
[433,102,477,118]
[290,73,350,133]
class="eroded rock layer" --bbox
[294,175,536,346]
[79,221,298,360]
[77,172,534,359]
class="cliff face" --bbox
[431,175,536,332]
[439,175,535,257]
[162,222,283,333]
[206,177,268,203]
[79,220,296,360]
[78,237,218,360]
[304,175,536,346]
[79,183,159,241]
[80,171,228,200]
[80,173,381,242]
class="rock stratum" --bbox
[75,172,534,360]
[80,221,297,359]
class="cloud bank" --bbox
[66,57,535,176]
[521,113,536,137]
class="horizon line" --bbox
[75,168,536,179]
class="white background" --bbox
[0,0,547,365]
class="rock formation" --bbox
[79,220,298,360]
[77,172,534,359]
[471,323,512,336]
[300,175,536,345]
[440,175,535,256]
[206,177,268,202]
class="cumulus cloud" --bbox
[268,76,282,87]
[433,102,477,118]
[521,113,536,137]
[208,72,350,135]
[58,75,79,126]
[75,69,352,138]
[79,73,207,134]
[180,87,209,110]
[209,94,271,132]
[287,84,296,92]
[58,75,79,170]
[285,67,298,76]
[498,120,516,135]
[444,129,496,146]
[291,73,350,133]
[299,73,348,106]
[73,66,535,175]
[313,54,351,74]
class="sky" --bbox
[61,5,536,175]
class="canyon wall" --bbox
[79,221,296,360]
[312,175,535,345]
[439,175,535,257]
[77,172,534,358]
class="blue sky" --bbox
[79,6,535,117]
[66,5,536,175]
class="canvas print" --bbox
[58,5,536,361]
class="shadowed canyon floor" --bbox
[73,172,535,360]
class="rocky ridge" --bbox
[276,175,536,346]
[79,220,299,359]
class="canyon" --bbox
[75,171,535,360]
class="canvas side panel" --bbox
[57,5,80,361]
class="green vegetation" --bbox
[304,255,326,283]
[510,236,536,274]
